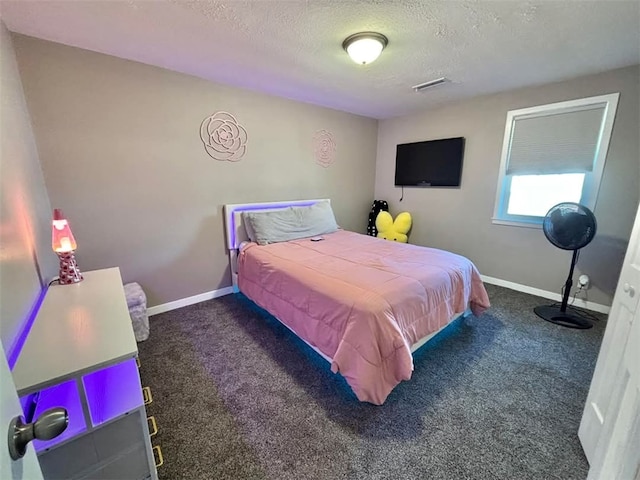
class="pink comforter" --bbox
[238,230,490,405]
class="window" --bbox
[493,93,619,227]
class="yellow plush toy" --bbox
[375,211,412,242]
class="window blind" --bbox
[506,105,606,176]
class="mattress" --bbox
[238,230,490,404]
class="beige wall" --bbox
[376,66,640,307]
[13,34,378,307]
[11,32,635,311]
[0,23,56,357]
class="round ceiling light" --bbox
[342,32,388,65]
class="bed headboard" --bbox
[223,199,329,290]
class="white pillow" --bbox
[244,201,339,245]
[241,212,258,242]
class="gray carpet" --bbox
[138,284,606,480]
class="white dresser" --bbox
[12,267,158,480]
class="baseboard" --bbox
[480,275,611,315]
[148,286,234,316]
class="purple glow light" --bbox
[8,286,47,370]
[228,201,318,248]
[28,379,86,452]
[82,358,143,426]
[19,392,38,422]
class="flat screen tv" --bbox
[394,137,465,187]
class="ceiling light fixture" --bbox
[342,32,388,65]
[412,77,450,92]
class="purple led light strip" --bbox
[7,286,47,370]
[228,200,319,248]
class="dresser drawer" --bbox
[92,409,146,458]
[79,443,149,480]
[39,408,151,480]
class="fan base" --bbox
[534,305,593,330]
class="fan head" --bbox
[542,202,597,250]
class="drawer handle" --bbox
[147,416,158,437]
[142,386,153,405]
[152,445,164,468]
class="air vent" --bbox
[412,77,449,92]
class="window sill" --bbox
[491,218,542,229]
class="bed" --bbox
[224,199,490,405]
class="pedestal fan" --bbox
[534,202,597,329]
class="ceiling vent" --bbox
[412,77,449,92]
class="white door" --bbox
[0,345,43,480]
[579,201,640,480]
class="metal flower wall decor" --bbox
[200,111,248,162]
[313,129,336,168]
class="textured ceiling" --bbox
[1,0,639,119]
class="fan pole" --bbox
[560,249,579,313]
